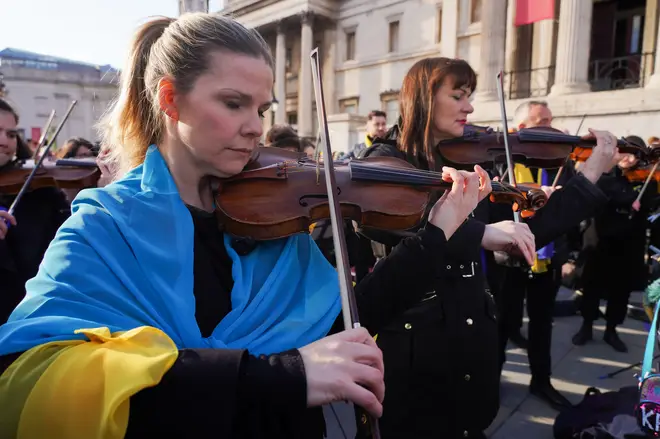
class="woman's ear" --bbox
[157,77,179,121]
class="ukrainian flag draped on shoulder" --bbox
[0,145,341,439]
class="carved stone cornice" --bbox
[300,10,314,25]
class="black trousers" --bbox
[580,284,630,326]
[494,267,559,381]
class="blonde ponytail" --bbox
[99,13,272,176]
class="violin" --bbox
[214,147,548,240]
[0,159,100,194]
[624,165,660,184]
[437,126,652,170]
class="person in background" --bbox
[265,124,301,153]
[573,135,657,353]
[357,57,617,438]
[488,100,577,410]
[346,110,388,159]
[0,98,70,323]
[56,137,96,159]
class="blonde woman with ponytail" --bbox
[0,13,487,439]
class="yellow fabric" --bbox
[0,326,178,439]
[513,164,550,274]
[365,135,373,148]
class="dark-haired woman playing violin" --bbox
[357,57,618,439]
[0,98,70,324]
[0,13,491,439]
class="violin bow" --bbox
[629,161,659,220]
[495,72,520,223]
[551,113,586,188]
[31,109,56,161]
[8,100,77,216]
[310,47,382,439]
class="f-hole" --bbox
[299,186,342,207]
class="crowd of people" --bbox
[0,11,658,439]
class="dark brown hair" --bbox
[399,57,477,169]
[57,137,95,159]
[265,124,302,151]
[368,110,387,120]
[100,13,274,174]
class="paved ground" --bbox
[487,289,648,439]
[323,289,651,438]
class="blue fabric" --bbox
[0,146,342,356]
[536,169,554,260]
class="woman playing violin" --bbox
[0,98,70,324]
[573,135,659,352]
[0,13,490,439]
[356,57,618,439]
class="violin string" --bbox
[282,160,528,196]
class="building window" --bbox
[437,8,443,43]
[470,0,482,24]
[339,97,359,114]
[288,112,298,127]
[345,30,356,61]
[380,90,399,125]
[388,21,400,53]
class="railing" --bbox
[502,66,555,100]
[588,52,655,91]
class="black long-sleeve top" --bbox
[0,204,448,438]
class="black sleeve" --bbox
[0,348,308,438]
[525,173,608,249]
[596,173,638,207]
[350,223,448,334]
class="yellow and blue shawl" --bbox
[0,145,341,439]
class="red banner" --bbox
[31,127,41,142]
[515,0,555,26]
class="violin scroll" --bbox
[488,184,547,219]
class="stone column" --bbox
[647,8,660,88]
[441,0,458,58]
[549,0,593,95]
[504,0,516,72]
[473,0,508,102]
[298,11,314,138]
[274,22,287,125]
[642,0,659,83]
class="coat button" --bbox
[446,264,451,269]
[460,264,464,269]
[464,374,471,381]
[463,431,469,437]
[466,318,473,325]
[361,414,367,424]
[404,323,412,329]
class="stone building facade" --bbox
[0,48,117,144]
[222,0,660,152]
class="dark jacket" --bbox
[0,186,70,323]
[581,167,657,292]
[355,132,608,438]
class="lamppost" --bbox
[271,92,279,125]
[271,94,279,113]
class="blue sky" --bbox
[0,0,224,69]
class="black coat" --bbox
[356,138,607,438]
[0,187,70,323]
[581,168,657,292]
